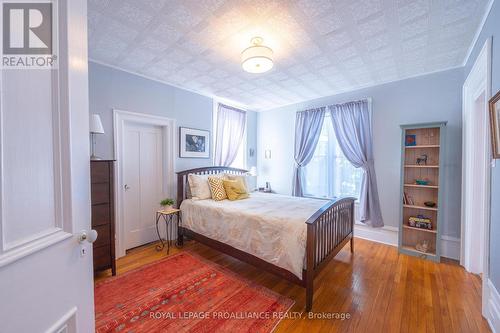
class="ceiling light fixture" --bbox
[241,37,273,74]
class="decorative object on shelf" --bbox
[160,198,175,210]
[405,134,417,146]
[489,90,500,158]
[409,215,432,229]
[415,179,430,186]
[424,201,436,208]
[90,114,105,160]
[179,127,210,158]
[415,240,430,253]
[258,182,273,193]
[416,154,428,165]
[241,37,274,74]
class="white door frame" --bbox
[113,110,175,258]
[461,37,492,314]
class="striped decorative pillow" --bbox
[208,176,227,201]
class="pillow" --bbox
[187,174,212,200]
[225,174,249,192]
[208,176,227,201]
[223,179,249,201]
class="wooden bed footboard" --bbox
[176,167,355,312]
[304,197,355,311]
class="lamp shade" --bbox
[90,114,104,134]
[248,166,258,176]
[241,37,273,74]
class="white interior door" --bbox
[123,122,164,250]
[0,1,95,332]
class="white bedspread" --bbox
[180,192,327,278]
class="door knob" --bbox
[78,230,98,243]
[124,184,130,190]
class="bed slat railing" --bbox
[305,197,355,310]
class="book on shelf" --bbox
[403,192,415,205]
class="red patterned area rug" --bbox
[94,252,294,333]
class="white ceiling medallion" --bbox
[241,37,273,74]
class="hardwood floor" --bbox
[95,238,491,333]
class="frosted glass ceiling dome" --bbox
[241,37,273,74]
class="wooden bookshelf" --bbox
[399,123,446,262]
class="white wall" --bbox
[257,68,463,237]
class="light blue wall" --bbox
[464,1,500,290]
[89,61,257,172]
[247,110,258,168]
[258,68,464,238]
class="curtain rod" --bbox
[297,97,372,113]
[218,102,247,113]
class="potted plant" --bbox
[160,198,175,210]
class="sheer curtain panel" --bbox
[214,104,247,167]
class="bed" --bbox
[176,167,355,312]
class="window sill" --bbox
[303,194,359,204]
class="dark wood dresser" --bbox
[91,160,116,275]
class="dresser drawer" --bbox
[93,245,111,270]
[91,183,110,205]
[92,203,110,227]
[91,162,110,184]
[94,224,111,248]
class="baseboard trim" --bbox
[354,223,398,246]
[486,279,500,333]
[353,223,460,260]
[441,235,461,261]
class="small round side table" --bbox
[155,208,181,254]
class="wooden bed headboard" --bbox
[176,166,248,207]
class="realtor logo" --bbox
[2,2,57,68]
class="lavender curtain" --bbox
[214,103,246,166]
[292,107,326,197]
[328,100,384,227]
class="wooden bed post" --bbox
[177,173,185,247]
[305,222,315,312]
[350,201,355,253]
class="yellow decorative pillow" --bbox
[208,176,227,201]
[223,179,249,201]
[225,174,249,193]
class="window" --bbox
[230,131,246,169]
[304,114,362,199]
[213,102,247,169]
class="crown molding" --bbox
[462,0,495,67]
